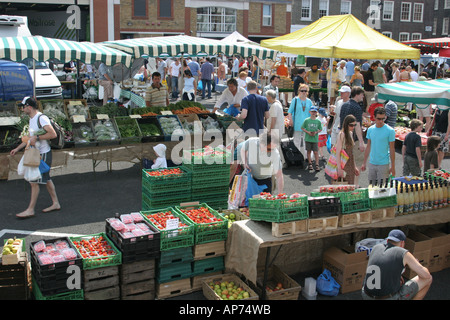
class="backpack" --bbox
[37,114,65,149]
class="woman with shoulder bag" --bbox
[335,114,360,186]
[10,97,61,219]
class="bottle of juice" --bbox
[418,184,424,212]
[430,183,438,210]
[412,185,419,213]
[396,186,404,215]
[409,185,416,213]
[423,183,430,211]
[403,187,410,214]
[443,181,448,207]
[437,181,444,208]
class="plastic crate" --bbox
[308,196,342,218]
[91,119,121,146]
[182,147,232,165]
[105,217,160,263]
[311,188,369,202]
[114,116,142,144]
[159,247,193,266]
[370,195,397,210]
[175,203,228,245]
[141,208,195,251]
[192,256,225,276]
[137,116,164,143]
[69,233,122,270]
[142,167,191,192]
[72,121,97,148]
[142,192,191,211]
[341,198,371,214]
[249,195,308,210]
[249,206,309,223]
[32,276,84,300]
[157,115,184,141]
[157,261,192,283]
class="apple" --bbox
[242,291,249,299]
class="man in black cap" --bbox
[10,97,61,218]
[362,229,432,300]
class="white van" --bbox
[0,15,63,100]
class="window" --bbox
[445,0,450,9]
[301,0,312,20]
[319,0,329,18]
[133,0,147,17]
[401,2,411,21]
[434,0,439,10]
[443,17,449,35]
[413,3,423,22]
[159,0,172,18]
[369,0,381,20]
[383,1,394,21]
[382,31,392,38]
[399,32,410,42]
[197,7,236,33]
[262,4,272,26]
[411,33,422,40]
[340,1,351,15]
[433,18,437,35]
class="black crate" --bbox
[0,255,29,300]
[31,267,84,296]
[308,196,341,218]
[137,116,164,143]
[105,217,161,264]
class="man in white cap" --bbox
[362,229,432,300]
[330,85,351,146]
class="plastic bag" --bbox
[355,238,386,256]
[24,165,41,182]
[245,171,267,207]
[326,134,332,154]
[17,155,25,176]
[39,159,50,174]
[316,269,340,297]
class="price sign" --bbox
[165,218,179,230]
[96,114,109,119]
[160,111,173,115]
[130,114,142,119]
[72,115,86,123]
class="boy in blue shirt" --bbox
[361,107,396,183]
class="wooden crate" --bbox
[256,265,302,300]
[156,277,192,299]
[369,207,396,223]
[338,211,371,228]
[272,219,308,237]
[83,265,120,300]
[307,216,339,233]
[120,259,156,300]
[0,253,29,300]
[193,241,226,261]
[201,273,259,300]
[191,271,223,291]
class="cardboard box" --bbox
[323,246,368,294]
[405,230,432,253]
[403,249,431,279]
[420,229,450,273]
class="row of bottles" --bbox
[396,179,449,215]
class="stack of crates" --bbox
[182,147,231,210]
[30,237,84,300]
[248,195,309,223]
[311,188,371,214]
[141,166,192,210]
[140,207,195,299]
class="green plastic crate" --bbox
[157,261,192,283]
[69,233,122,270]
[142,192,191,211]
[182,147,232,165]
[141,208,195,251]
[249,206,309,223]
[175,203,228,245]
[341,198,371,214]
[192,256,225,276]
[159,247,193,266]
[311,188,369,202]
[142,166,191,193]
[32,276,84,300]
[248,195,308,210]
[114,116,142,144]
[370,195,397,210]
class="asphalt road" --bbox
[1,94,449,301]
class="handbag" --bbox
[39,159,50,174]
[23,141,41,167]
[316,269,340,297]
[325,146,349,180]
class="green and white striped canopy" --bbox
[0,36,133,67]
[376,79,450,110]
[102,35,277,60]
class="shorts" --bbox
[31,150,52,185]
[368,163,390,183]
[403,154,421,177]
[305,141,318,152]
[416,106,431,118]
[433,131,449,153]
[362,279,419,300]
[318,134,327,147]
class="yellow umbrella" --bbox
[261,14,420,60]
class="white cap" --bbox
[338,86,351,93]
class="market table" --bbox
[224,208,450,297]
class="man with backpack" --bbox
[10,97,61,219]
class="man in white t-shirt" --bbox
[10,97,61,219]
[266,89,286,166]
[169,59,182,99]
[330,85,351,146]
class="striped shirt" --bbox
[145,84,169,107]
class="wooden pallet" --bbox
[83,266,120,300]
[271,219,308,237]
[307,216,339,233]
[120,259,156,300]
[338,211,371,228]
[156,278,192,299]
[369,207,395,223]
[193,241,226,260]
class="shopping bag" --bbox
[23,142,40,167]
[17,155,25,176]
[325,146,349,180]
[326,135,332,154]
[39,159,50,174]
[245,171,267,207]
[316,269,340,297]
[24,165,41,182]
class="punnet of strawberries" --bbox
[179,206,223,224]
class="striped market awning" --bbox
[376,79,450,110]
[402,37,450,55]
[0,36,133,67]
[101,35,278,60]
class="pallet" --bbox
[193,241,226,260]
[368,207,395,223]
[338,211,371,228]
[271,220,308,237]
[83,265,120,300]
[120,259,155,300]
[307,216,339,233]
[156,277,192,299]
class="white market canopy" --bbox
[101,35,278,61]
[376,79,450,110]
[0,36,133,67]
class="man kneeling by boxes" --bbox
[362,229,433,300]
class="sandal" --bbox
[315,164,320,172]
[308,163,313,170]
